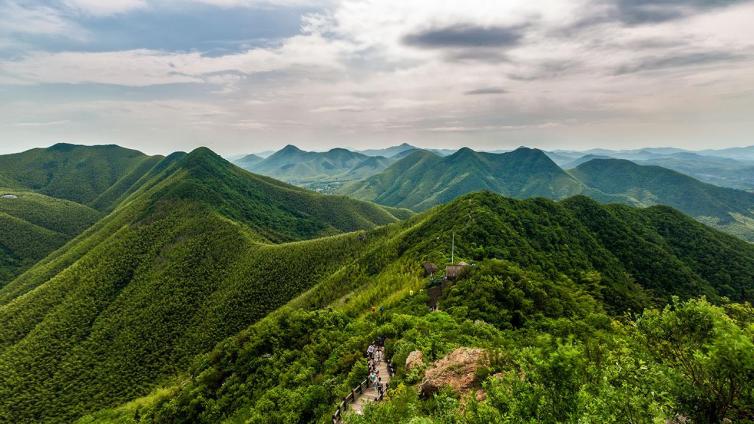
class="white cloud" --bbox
[0,32,349,86]
[2,0,754,152]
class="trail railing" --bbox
[332,376,387,423]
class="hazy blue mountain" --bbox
[234,145,393,185]
[234,153,263,169]
[562,154,612,169]
[635,152,754,191]
[357,143,417,157]
[700,145,754,161]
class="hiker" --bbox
[369,371,378,388]
[366,344,375,360]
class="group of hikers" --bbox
[366,338,385,392]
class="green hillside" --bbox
[77,191,754,424]
[237,145,393,185]
[0,147,410,423]
[0,143,163,211]
[339,147,585,210]
[571,158,754,240]
[0,190,100,286]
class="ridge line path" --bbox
[349,350,391,415]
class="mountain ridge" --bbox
[339,147,585,210]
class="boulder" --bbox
[420,347,488,396]
[405,350,424,371]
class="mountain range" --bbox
[339,147,589,210]
[336,147,754,240]
[0,145,410,423]
[0,143,752,423]
[551,148,754,191]
[237,142,754,193]
[233,145,395,191]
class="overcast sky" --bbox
[1,0,753,155]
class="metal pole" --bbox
[451,231,455,264]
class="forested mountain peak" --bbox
[572,157,754,226]
[339,146,583,210]
[0,143,163,210]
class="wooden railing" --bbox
[332,352,394,423]
[332,376,388,423]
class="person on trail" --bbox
[369,371,378,388]
[367,344,375,360]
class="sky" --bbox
[1,0,753,156]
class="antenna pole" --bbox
[451,231,455,264]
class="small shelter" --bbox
[445,262,469,281]
[422,262,438,276]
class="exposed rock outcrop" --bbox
[420,347,488,397]
[405,350,424,371]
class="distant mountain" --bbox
[562,154,612,169]
[635,153,754,191]
[234,153,263,169]
[0,143,163,211]
[0,146,409,423]
[428,148,457,156]
[700,145,754,161]
[339,147,585,210]
[570,158,754,240]
[553,148,754,191]
[338,147,754,241]
[543,150,582,166]
[357,143,417,157]
[234,145,394,185]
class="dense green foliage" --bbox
[2,142,753,423]
[340,148,586,211]
[66,191,754,424]
[0,147,410,423]
[237,145,393,185]
[0,190,100,286]
[0,143,162,211]
[571,158,754,240]
[78,273,753,424]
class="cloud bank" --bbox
[0,0,753,154]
